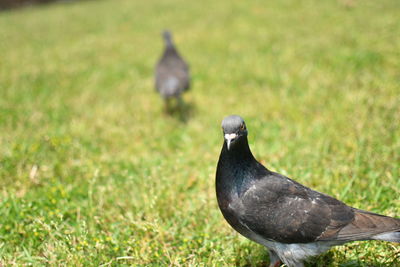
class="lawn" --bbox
[0,0,399,265]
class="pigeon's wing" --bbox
[170,54,190,92]
[155,51,190,96]
[237,172,355,244]
[180,59,190,91]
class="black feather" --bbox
[216,115,400,267]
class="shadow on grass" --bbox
[307,251,390,267]
[309,248,397,267]
[234,249,390,267]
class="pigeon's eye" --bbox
[240,124,245,131]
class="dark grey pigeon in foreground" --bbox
[216,115,400,267]
[155,30,190,111]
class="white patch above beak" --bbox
[224,133,237,150]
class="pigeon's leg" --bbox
[164,98,172,113]
[281,259,304,267]
[177,95,184,112]
[268,249,282,267]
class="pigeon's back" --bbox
[155,32,190,98]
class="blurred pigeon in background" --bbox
[155,30,190,113]
[216,115,400,267]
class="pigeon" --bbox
[216,115,400,267]
[155,30,190,111]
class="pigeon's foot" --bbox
[268,250,282,267]
[268,260,282,267]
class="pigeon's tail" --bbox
[373,231,400,243]
[332,210,400,242]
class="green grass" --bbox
[0,0,399,265]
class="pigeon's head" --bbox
[221,115,247,150]
[162,30,173,43]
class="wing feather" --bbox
[239,172,354,243]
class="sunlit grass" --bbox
[0,0,399,265]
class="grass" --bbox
[0,0,399,265]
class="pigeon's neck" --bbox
[164,37,174,49]
[163,42,179,58]
[217,135,272,198]
[222,137,255,164]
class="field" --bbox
[0,0,399,265]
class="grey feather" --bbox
[155,30,190,99]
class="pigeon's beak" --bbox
[224,133,237,150]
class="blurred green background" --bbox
[0,0,399,265]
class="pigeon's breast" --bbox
[221,195,257,240]
[216,177,258,241]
